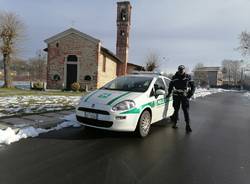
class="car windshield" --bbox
[102,76,153,92]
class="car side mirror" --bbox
[155,89,166,96]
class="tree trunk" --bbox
[3,54,12,88]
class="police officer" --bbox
[167,65,195,133]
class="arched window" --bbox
[67,55,78,62]
[53,74,61,81]
[51,73,61,81]
[84,75,92,81]
[121,9,127,21]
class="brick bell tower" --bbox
[116,1,132,76]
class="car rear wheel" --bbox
[136,110,151,138]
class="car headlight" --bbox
[112,100,135,111]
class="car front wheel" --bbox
[136,110,151,138]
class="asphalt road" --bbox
[0,91,249,184]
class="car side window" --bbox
[154,78,165,91]
[163,78,170,88]
[150,88,155,97]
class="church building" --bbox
[44,1,143,90]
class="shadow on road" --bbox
[35,119,173,141]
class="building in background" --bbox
[193,67,223,87]
[44,1,143,90]
[127,63,145,73]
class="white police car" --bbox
[76,72,174,137]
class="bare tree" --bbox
[237,31,250,85]
[28,50,47,81]
[0,12,25,88]
[192,63,205,87]
[238,31,250,56]
[145,52,160,71]
[222,60,241,85]
[193,62,204,70]
[232,61,241,85]
[222,60,231,83]
[11,58,28,74]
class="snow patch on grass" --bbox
[0,96,81,117]
[0,113,80,145]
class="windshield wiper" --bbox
[102,87,146,92]
[102,87,119,91]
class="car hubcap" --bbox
[140,111,151,136]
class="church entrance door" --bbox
[66,64,77,90]
[66,55,78,90]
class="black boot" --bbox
[170,115,174,122]
[172,122,178,129]
[186,125,192,133]
[170,115,179,122]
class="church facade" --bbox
[44,1,143,90]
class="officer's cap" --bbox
[178,65,185,70]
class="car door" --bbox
[151,77,166,122]
[163,77,174,118]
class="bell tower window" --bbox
[120,30,125,37]
[121,9,127,21]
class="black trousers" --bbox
[172,95,190,125]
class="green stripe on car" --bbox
[156,98,173,106]
[107,92,131,105]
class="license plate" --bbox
[85,112,98,119]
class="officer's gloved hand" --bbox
[187,94,192,99]
[187,91,193,99]
[166,93,171,98]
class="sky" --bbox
[0,0,250,73]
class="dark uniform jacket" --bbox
[168,72,195,98]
